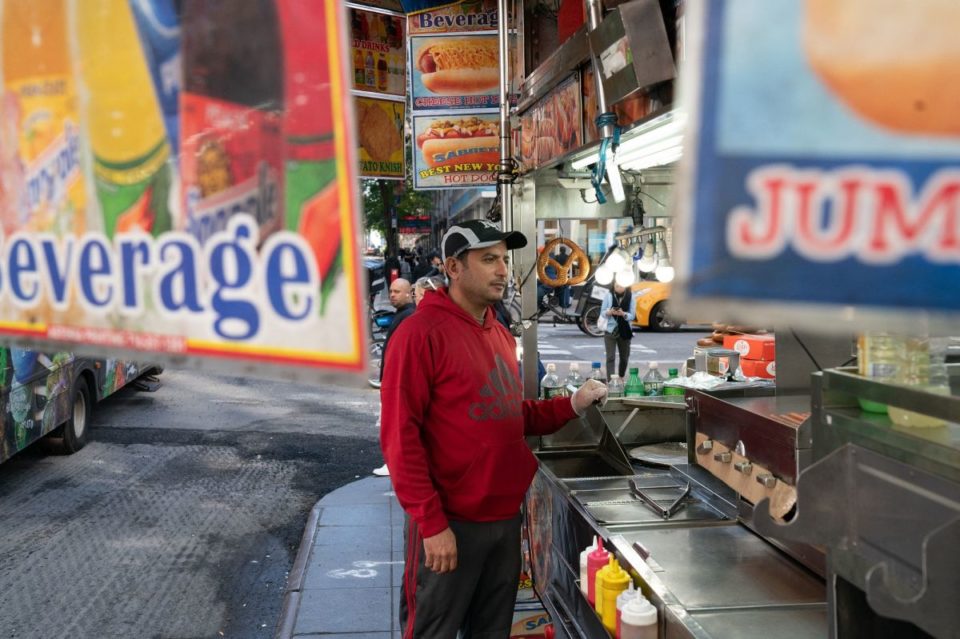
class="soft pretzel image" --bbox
[538,238,590,286]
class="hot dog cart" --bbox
[487,1,960,636]
[524,360,959,638]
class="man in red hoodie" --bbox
[380,219,607,638]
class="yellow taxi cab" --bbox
[630,281,683,331]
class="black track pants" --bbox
[400,514,522,639]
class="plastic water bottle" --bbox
[888,336,950,428]
[607,374,624,398]
[642,362,665,396]
[541,363,566,399]
[663,367,684,396]
[620,596,658,639]
[565,363,584,390]
[625,368,644,397]
[588,361,605,383]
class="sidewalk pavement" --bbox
[275,476,403,638]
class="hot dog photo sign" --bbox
[412,113,499,189]
[409,33,500,110]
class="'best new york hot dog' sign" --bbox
[411,114,499,189]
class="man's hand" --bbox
[423,528,457,573]
[571,378,608,415]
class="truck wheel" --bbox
[651,302,682,332]
[59,380,91,454]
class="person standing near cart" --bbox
[380,220,607,638]
[601,282,636,378]
[372,278,416,477]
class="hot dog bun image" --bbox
[422,137,499,168]
[804,0,960,136]
[416,38,499,95]
[416,116,500,168]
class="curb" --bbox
[273,499,323,639]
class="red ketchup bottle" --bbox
[586,536,610,606]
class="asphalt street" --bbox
[0,371,382,639]
[0,324,705,638]
[534,323,712,371]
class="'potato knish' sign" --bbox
[675,0,960,331]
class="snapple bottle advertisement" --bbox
[180,0,342,303]
[180,0,285,246]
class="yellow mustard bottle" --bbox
[600,557,631,634]
[594,556,614,615]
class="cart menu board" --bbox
[349,5,406,96]
[581,66,656,145]
[0,0,366,382]
[674,1,960,332]
[409,33,501,111]
[407,0,501,191]
[412,113,499,189]
[518,74,582,169]
[356,96,405,179]
[407,0,499,35]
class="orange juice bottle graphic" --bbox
[75,0,174,239]
[1,0,85,235]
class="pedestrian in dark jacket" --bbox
[372,278,415,477]
[381,278,416,379]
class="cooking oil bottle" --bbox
[888,336,950,428]
[856,332,903,413]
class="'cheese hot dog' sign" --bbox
[674,0,960,332]
[412,114,498,189]
[409,34,500,110]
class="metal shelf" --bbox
[815,367,960,482]
[753,366,960,638]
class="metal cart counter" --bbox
[525,396,828,638]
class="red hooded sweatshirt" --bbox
[380,288,577,538]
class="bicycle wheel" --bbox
[368,338,385,389]
[579,303,605,337]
